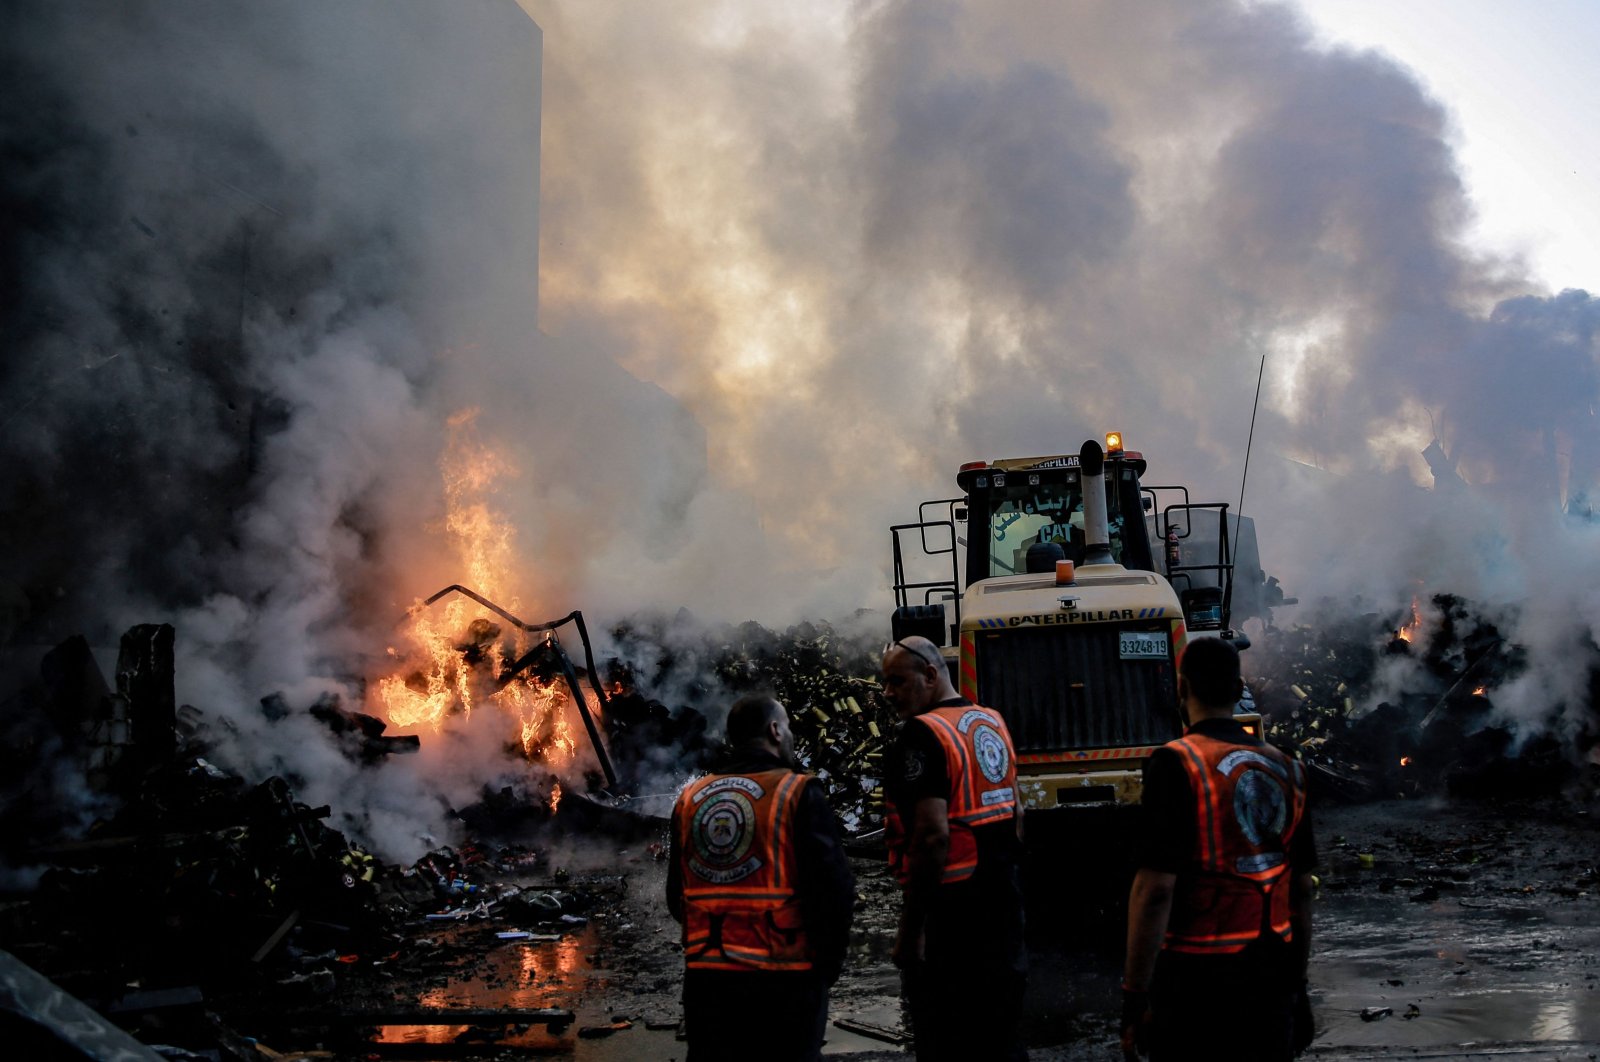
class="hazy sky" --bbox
[1297,0,1600,294]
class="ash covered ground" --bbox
[196,795,1600,1060]
[323,794,1600,1060]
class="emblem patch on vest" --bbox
[956,708,991,734]
[972,723,1011,784]
[688,778,766,884]
[1215,749,1290,873]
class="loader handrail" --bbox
[1158,502,1235,632]
[891,500,963,638]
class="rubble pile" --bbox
[14,765,390,972]
[1248,594,1598,802]
[1248,610,1393,801]
[0,626,627,1058]
[606,602,1598,826]
[708,620,893,832]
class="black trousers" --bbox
[903,962,1028,1062]
[903,866,1029,1062]
[1149,941,1295,1062]
[682,968,830,1062]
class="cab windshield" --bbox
[985,479,1128,576]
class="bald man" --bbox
[881,636,1028,1062]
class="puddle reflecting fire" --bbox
[374,927,601,1047]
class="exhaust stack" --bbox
[1079,439,1115,566]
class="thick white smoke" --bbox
[3,0,1596,859]
[529,0,1598,739]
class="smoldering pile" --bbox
[623,601,1599,821]
[1248,594,1600,804]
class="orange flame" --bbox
[1472,686,1486,697]
[375,407,584,775]
[1396,597,1422,643]
[1400,756,1412,767]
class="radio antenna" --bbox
[1237,353,1266,523]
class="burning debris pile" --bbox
[0,622,661,1058]
[368,595,894,835]
[376,586,620,792]
[1249,594,1599,804]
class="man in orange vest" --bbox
[668,693,855,1062]
[881,635,1027,1062]
[1122,637,1317,1060]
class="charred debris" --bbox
[1251,593,1599,804]
[1,598,1597,1057]
[0,617,663,1058]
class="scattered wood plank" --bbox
[252,909,301,963]
[832,1016,910,1045]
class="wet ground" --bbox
[340,796,1599,1061]
[1300,796,1600,1059]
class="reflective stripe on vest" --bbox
[886,705,1018,886]
[1165,732,1307,955]
[673,768,813,971]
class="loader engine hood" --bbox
[961,565,1180,631]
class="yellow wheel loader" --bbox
[888,435,1271,814]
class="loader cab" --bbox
[958,451,1156,583]
[889,439,1253,649]
[888,448,1159,648]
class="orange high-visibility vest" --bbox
[1164,732,1308,955]
[886,704,1019,886]
[674,768,813,971]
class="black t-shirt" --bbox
[885,704,952,808]
[886,699,1025,971]
[1135,717,1317,874]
